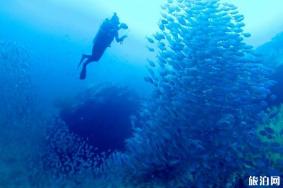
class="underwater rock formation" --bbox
[257,105,283,173]
[256,32,283,107]
[42,86,140,179]
[101,0,278,187]
[60,86,140,153]
[269,64,283,107]
[257,32,283,68]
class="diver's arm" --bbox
[116,35,128,44]
[114,22,128,43]
[115,32,128,44]
[119,23,128,30]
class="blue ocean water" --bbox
[0,0,282,187]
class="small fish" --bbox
[243,44,253,50]
[267,135,274,139]
[159,69,169,77]
[144,76,154,84]
[161,4,168,10]
[147,59,156,67]
[235,22,245,28]
[158,58,166,68]
[223,3,237,10]
[146,36,155,43]
[230,10,239,15]
[234,27,243,33]
[158,42,166,51]
[234,15,245,22]
[161,12,167,19]
[146,66,155,77]
[243,33,251,38]
[146,46,155,52]
[264,127,275,135]
[270,94,277,101]
[162,50,175,59]
[177,16,187,26]
[159,23,165,31]
[176,52,185,61]
[154,32,165,41]
[161,19,168,25]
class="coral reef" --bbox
[257,105,283,172]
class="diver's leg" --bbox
[78,54,91,68]
[80,59,92,80]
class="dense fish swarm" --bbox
[42,120,100,179]
[100,0,279,187]
[0,41,35,125]
[39,86,140,185]
[0,41,46,188]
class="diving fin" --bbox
[80,64,87,80]
[78,58,84,69]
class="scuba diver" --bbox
[78,13,128,80]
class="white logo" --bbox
[270,176,280,186]
[260,176,269,186]
[249,176,258,186]
[248,176,280,186]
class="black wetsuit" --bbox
[79,15,127,80]
[91,19,118,61]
